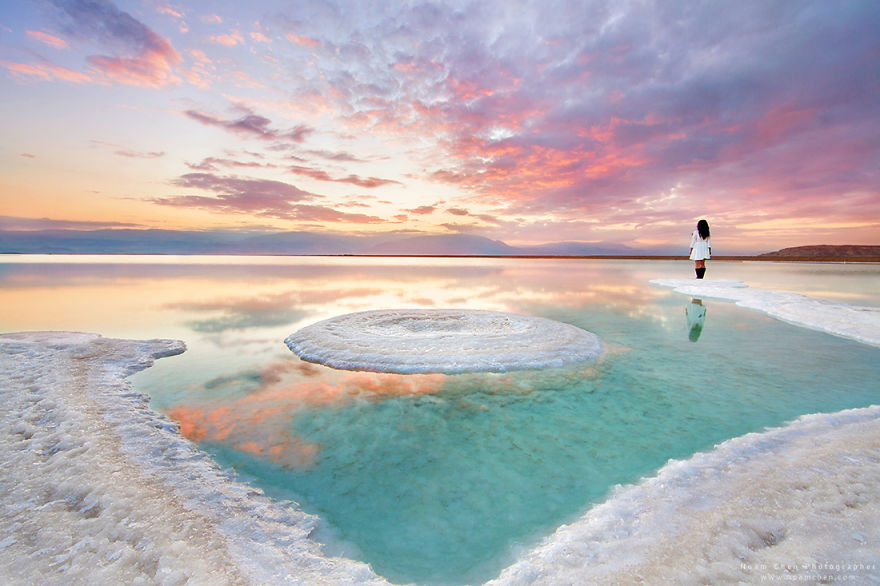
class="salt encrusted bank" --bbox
[651,278,880,347]
[0,332,386,585]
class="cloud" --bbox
[26,30,69,49]
[442,207,505,226]
[154,172,384,223]
[0,216,141,231]
[306,149,367,163]
[184,108,313,143]
[286,33,321,48]
[185,156,276,172]
[155,4,184,19]
[210,30,244,47]
[404,205,438,215]
[90,140,164,159]
[48,0,181,87]
[1,59,91,83]
[288,165,401,188]
[169,286,383,332]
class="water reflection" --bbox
[685,298,707,342]
[166,356,449,469]
[0,256,668,341]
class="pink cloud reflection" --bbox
[165,359,448,469]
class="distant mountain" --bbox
[759,245,880,258]
[364,234,516,255]
[0,228,677,256]
[0,229,236,254]
[0,229,365,255]
[234,232,366,254]
[514,241,644,256]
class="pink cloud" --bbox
[26,30,69,49]
[155,4,184,19]
[1,60,91,84]
[154,172,384,224]
[90,140,164,159]
[286,33,321,48]
[288,165,401,188]
[210,30,244,47]
[88,51,180,87]
[47,0,182,88]
[186,156,276,171]
[404,205,438,215]
[181,49,214,88]
[185,109,313,143]
[164,358,448,469]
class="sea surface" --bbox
[1,255,878,584]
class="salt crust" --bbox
[651,278,880,347]
[285,308,603,374]
[0,332,386,585]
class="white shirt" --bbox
[689,230,711,260]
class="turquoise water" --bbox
[1,257,878,583]
[201,296,879,583]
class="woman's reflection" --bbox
[685,298,707,342]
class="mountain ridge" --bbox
[0,229,661,256]
[759,245,880,258]
[2,229,877,258]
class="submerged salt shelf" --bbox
[285,308,603,374]
[651,278,880,347]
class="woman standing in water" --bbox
[689,219,711,279]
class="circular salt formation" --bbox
[285,309,602,374]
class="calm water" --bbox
[1,256,879,584]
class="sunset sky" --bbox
[1,0,878,253]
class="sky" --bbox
[1,0,878,254]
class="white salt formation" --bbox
[651,278,880,347]
[0,332,386,586]
[285,309,603,374]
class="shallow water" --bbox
[1,256,878,583]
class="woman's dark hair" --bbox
[697,219,710,240]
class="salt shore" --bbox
[0,332,386,585]
[2,287,879,584]
[651,278,880,348]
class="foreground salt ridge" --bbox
[0,332,386,586]
[651,278,880,347]
[490,406,880,585]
